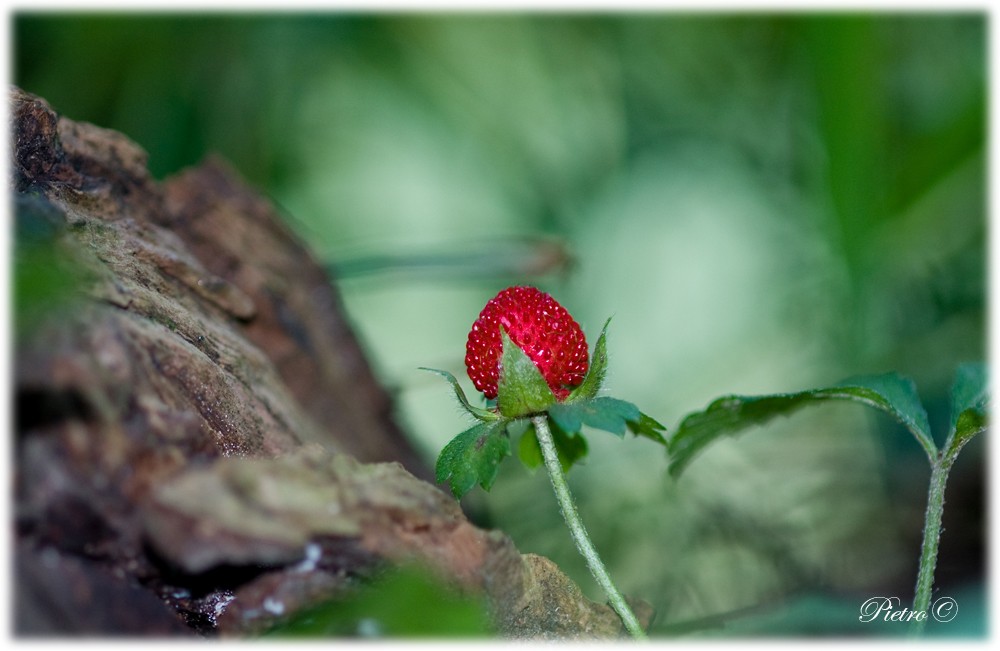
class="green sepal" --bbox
[517,418,589,473]
[419,367,500,422]
[567,317,612,402]
[435,420,511,499]
[668,372,936,477]
[945,362,989,459]
[496,328,556,418]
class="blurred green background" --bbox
[14,12,986,637]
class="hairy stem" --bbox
[910,454,955,635]
[531,414,647,640]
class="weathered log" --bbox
[11,87,651,638]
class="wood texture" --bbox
[11,87,650,639]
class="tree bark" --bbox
[11,87,651,639]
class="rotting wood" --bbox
[11,87,651,638]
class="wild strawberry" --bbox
[465,286,589,401]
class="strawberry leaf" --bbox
[945,362,989,459]
[627,411,668,446]
[549,396,666,446]
[419,367,500,422]
[546,401,584,435]
[568,317,612,402]
[830,373,934,455]
[669,372,935,477]
[435,420,511,499]
[516,424,543,469]
[497,328,556,418]
[549,397,626,437]
[517,418,589,472]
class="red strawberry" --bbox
[465,286,589,401]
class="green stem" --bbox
[910,453,955,636]
[531,415,648,640]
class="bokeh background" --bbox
[14,11,986,637]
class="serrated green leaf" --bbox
[584,397,640,437]
[568,317,612,402]
[517,419,588,473]
[419,368,500,422]
[547,402,584,435]
[945,362,989,458]
[550,420,589,472]
[830,373,934,454]
[627,411,668,446]
[669,373,936,477]
[496,328,556,418]
[435,421,510,499]
[549,396,643,439]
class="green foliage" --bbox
[550,398,629,437]
[434,420,510,499]
[517,419,589,473]
[550,397,666,445]
[668,372,944,476]
[669,364,988,637]
[945,362,989,458]
[16,240,80,332]
[831,373,934,453]
[14,193,87,337]
[627,411,670,446]
[263,565,490,637]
